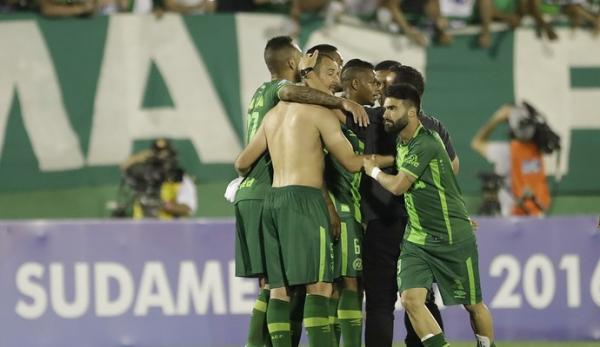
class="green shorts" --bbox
[333,217,363,279]
[262,185,334,289]
[397,238,482,306]
[234,200,266,278]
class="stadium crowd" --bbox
[1,0,598,48]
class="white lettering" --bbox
[0,22,84,170]
[50,263,90,318]
[15,262,47,319]
[176,261,227,315]
[228,261,256,314]
[88,14,241,166]
[95,262,134,317]
[134,262,176,316]
[490,255,522,308]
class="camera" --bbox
[111,139,182,218]
[477,171,504,216]
[512,101,561,154]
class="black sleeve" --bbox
[345,113,367,143]
[420,114,457,161]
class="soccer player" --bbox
[306,44,344,92]
[322,59,388,347]
[363,84,497,347]
[235,53,366,347]
[233,36,369,347]
[362,61,452,347]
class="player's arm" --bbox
[428,115,460,175]
[363,156,415,196]
[365,135,436,195]
[278,84,369,127]
[322,182,341,241]
[317,110,364,173]
[371,154,395,168]
[234,124,267,176]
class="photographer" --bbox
[120,139,197,219]
[471,102,558,217]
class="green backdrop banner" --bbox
[1,13,599,195]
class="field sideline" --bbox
[226,343,599,347]
[396,343,598,347]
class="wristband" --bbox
[370,167,382,180]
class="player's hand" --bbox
[363,155,377,176]
[299,50,318,71]
[328,206,341,242]
[342,99,370,127]
[469,218,479,232]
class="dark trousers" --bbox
[363,218,444,347]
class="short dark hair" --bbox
[342,59,374,73]
[385,83,421,113]
[389,65,425,96]
[307,44,338,56]
[341,59,374,83]
[374,60,401,71]
[264,36,296,74]
[307,44,341,65]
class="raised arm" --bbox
[234,124,267,176]
[471,104,511,158]
[317,110,364,173]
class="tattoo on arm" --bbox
[280,85,343,109]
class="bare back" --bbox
[263,102,333,189]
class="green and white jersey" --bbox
[324,125,365,223]
[235,79,290,203]
[397,125,474,246]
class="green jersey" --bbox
[235,79,290,202]
[396,125,474,246]
[324,125,364,223]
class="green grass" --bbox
[421,342,598,347]
[278,342,598,347]
[393,343,598,347]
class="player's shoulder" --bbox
[412,126,442,148]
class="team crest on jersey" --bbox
[353,259,362,271]
[405,154,419,168]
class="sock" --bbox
[246,288,270,347]
[337,289,363,347]
[289,290,306,347]
[476,334,494,347]
[267,299,291,347]
[304,294,334,347]
[422,332,450,347]
[329,297,341,346]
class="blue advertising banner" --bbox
[0,217,599,346]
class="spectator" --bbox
[518,0,559,40]
[163,0,216,14]
[471,103,553,217]
[557,0,600,34]
[40,0,96,17]
[439,0,521,48]
[120,139,198,220]
[400,0,453,45]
